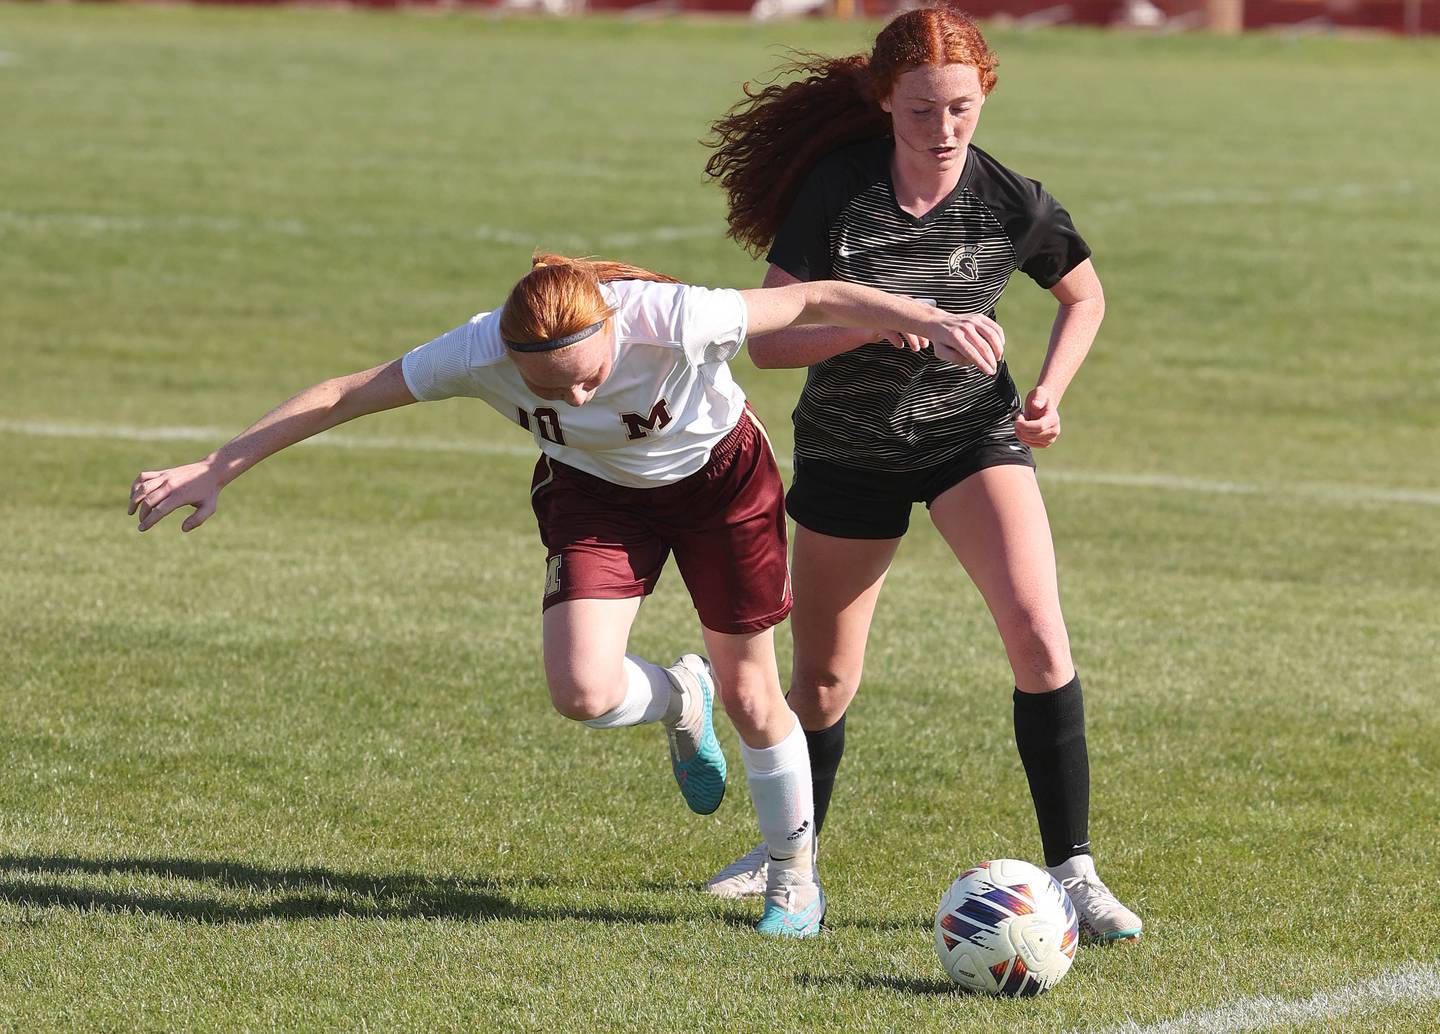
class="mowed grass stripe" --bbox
[9,418,1437,508]
[0,206,719,250]
[0,178,1423,234]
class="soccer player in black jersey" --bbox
[703,4,1142,941]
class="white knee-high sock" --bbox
[740,716,815,863]
[581,655,675,729]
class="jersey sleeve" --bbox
[400,310,503,401]
[1012,184,1092,290]
[613,281,748,367]
[679,286,748,366]
[766,165,841,283]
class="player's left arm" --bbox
[129,359,417,532]
[1015,258,1105,449]
[740,281,1005,375]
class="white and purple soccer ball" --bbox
[934,858,1079,996]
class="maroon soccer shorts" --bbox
[528,409,792,635]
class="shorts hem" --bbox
[541,585,650,612]
[921,453,1036,508]
[786,498,909,540]
[699,600,793,636]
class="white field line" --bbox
[1039,468,1440,507]
[1072,962,1440,1034]
[4,418,1438,508]
[0,419,540,462]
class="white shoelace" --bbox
[1061,873,1118,904]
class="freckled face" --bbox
[881,63,986,173]
[510,322,614,408]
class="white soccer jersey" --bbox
[400,280,750,488]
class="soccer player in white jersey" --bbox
[128,253,1005,938]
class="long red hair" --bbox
[498,253,681,350]
[705,5,998,256]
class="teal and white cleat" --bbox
[664,654,726,815]
[1048,854,1143,943]
[705,842,768,899]
[755,840,825,938]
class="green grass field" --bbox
[2,5,1439,1031]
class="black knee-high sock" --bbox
[804,716,846,837]
[1013,675,1090,867]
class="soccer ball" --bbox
[933,858,1079,996]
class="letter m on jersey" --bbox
[620,399,673,441]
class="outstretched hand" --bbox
[1014,386,1061,448]
[929,313,1005,376]
[129,461,224,532]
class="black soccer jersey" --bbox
[767,138,1091,471]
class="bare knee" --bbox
[547,666,626,722]
[550,686,616,722]
[995,605,1073,691]
[788,665,861,730]
[719,679,787,744]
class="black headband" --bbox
[504,320,606,354]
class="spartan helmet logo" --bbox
[948,244,982,282]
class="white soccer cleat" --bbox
[704,842,769,899]
[1048,854,1143,943]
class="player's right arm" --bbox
[128,359,417,533]
[741,268,1004,375]
[743,265,985,369]
[744,265,888,369]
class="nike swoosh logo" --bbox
[783,899,824,933]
